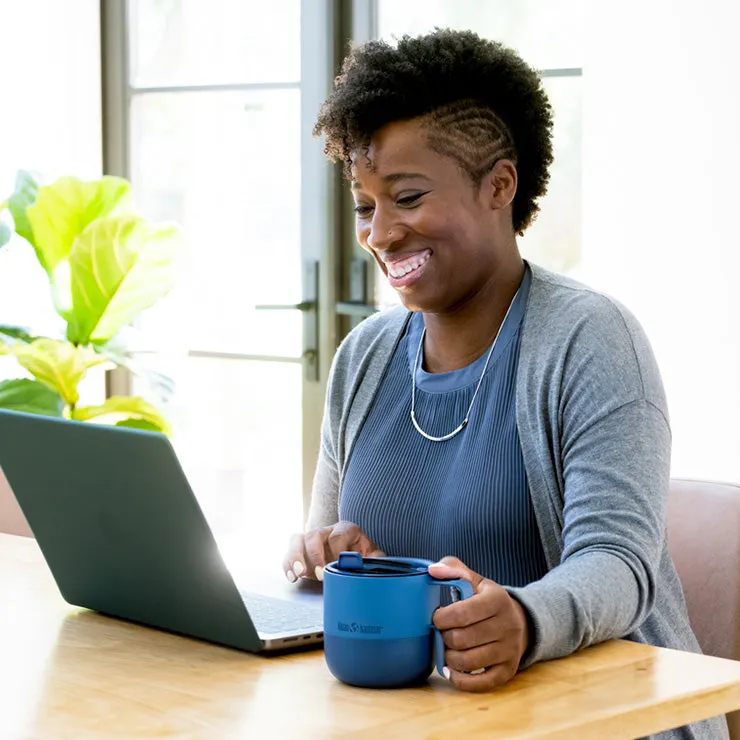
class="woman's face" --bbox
[351,118,516,314]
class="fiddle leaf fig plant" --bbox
[0,378,64,417]
[0,171,183,434]
[66,214,181,345]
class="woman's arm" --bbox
[507,291,671,667]
[508,397,670,667]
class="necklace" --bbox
[410,290,519,443]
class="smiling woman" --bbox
[347,118,524,330]
[281,29,727,739]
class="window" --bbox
[124,0,309,563]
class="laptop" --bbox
[0,408,324,653]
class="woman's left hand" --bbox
[429,557,530,692]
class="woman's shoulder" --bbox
[524,263,665,407]
[526,263,647,344]
[529,263,626,311]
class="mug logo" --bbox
[338,621,383,635]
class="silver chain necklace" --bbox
[410,291,519,443]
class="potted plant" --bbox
[0,171,183,434]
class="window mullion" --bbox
[100,0,133,398]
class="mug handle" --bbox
[429,578,474,678]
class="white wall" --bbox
[0,0,102,187]
[580,0,740,482]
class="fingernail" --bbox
[442,666,451,680]
[286,570,296,583]
[293,561,305,577]
[315,566,324,582]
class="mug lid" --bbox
[325,551,431,576]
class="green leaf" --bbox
[116,418,163,433]
[25,176,131,313]
[12,338,110,406]
[0,324,35,356]
[66,214,183,345]
[71,395,171,435]
[7,170,40,247]
[0,324,35,344]
[0,378,64,416]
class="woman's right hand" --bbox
[283,521,384,583]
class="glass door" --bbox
[112,0,339,565]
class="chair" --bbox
[0,467,32,537]
[667,478,740,738]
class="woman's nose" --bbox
[367,214,402,251]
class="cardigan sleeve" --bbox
[508,399,670,667]
[508,288,671,667]
[306,431,341,529]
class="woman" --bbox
[283,29,726,739]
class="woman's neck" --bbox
[421,257,525,374]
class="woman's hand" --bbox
[429,556,530,692]
[283,521,384,582]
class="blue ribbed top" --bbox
[339,267,548,588]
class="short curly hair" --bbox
[314,29,554,234]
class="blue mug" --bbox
[323,552,474,688]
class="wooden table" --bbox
[2,534,740,739]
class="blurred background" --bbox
[0,0,738,565]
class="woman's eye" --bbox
[353,204,373,217]
[397,193,425,207]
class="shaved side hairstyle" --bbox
[315,29,554,235]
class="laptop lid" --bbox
[0,409,317,652]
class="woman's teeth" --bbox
[387,252,430,278]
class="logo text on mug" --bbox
[337,621,384,635]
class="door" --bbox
[105,0,342,565]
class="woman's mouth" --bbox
[384,250,431,288]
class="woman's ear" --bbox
[486,159,518,211]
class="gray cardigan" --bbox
[308,264,727,739]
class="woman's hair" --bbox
[314,29,554,234]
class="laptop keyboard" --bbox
[239,591,323,635]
